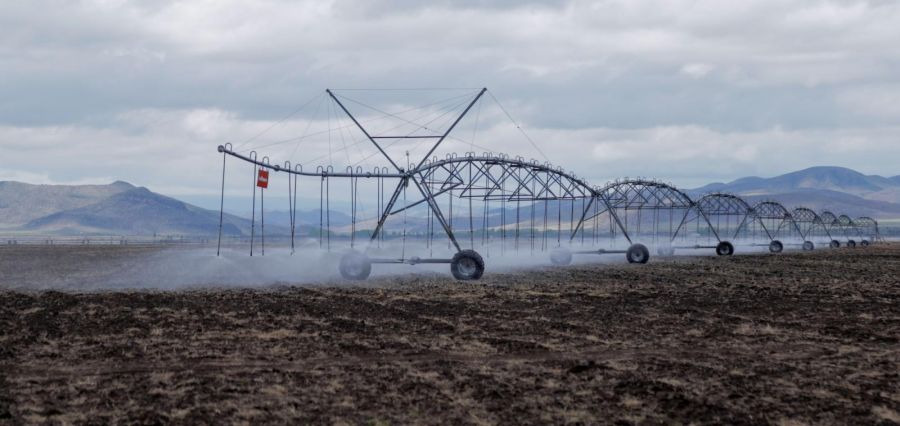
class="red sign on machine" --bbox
[257,169,269,188]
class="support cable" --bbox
[486,90,550,163]
[234,92,325,151]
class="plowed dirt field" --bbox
[1,244,898,424]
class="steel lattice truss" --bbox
[820,211,839,231]
[600,180,693,209]
[791,207,830,242]
[749,201,800,241]
[416,155,594,202]
[836,215,856,241]
[582,180,720,254]
[837,214,854,227]
[213,88,883,280]
[854,217,880,242]
[694,193,757,241]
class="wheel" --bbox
[847,240,857,248]
[830,240,840,249]
[860,239,870,247]
[339,251,371,280]
[768,240,783,253]
[802,241,814,251]
[550,248,573,266]
[715,241,734,256]
[657,246,676,257]
[451,249,485,281]
[626,243,650,264]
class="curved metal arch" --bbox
[752,201,792,219]
[819,211,854,241]
[820,210,838,226]
[412,155,597,202]
[597,179,695,209]
[855,216,880,240]
[856,216,877,225]
[410,155,633,244]
[695,192,757,241]
[856,216,878,229]
[696,192,753,215]
[837,214,854,227]
[791,207,821,223]
[588,179,725,243]
[791,207,832,241]
[750,200,803,242]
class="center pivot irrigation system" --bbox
[214,88,882,280]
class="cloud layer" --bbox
[2,0,899,207]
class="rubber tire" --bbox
[830,240,840,249]
[860,239,870,247]
[769,240,784,253]
[657,246,676,257]
[716,241,735,256]
[550,248,573,266]
[451,249,485,281]
[339,251,372,281]
[626,243,650,264]
[847,240,857,248]
[802,241,814,251]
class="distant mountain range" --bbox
[0,181,339,237]
[0,181,250,236]
[692,166,900,200]
[688,166,900,218]
[1,166,898,236]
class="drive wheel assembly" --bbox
[802,241,814,251]
[715,241,734,256]
[626,243,650,264]
[768,240,784,253]
[451,249,485,281]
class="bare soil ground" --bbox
[1,244,898,424]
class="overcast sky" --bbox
[2,0,899,209]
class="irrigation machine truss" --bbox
[213,88,881,280]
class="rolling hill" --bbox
[0,181,251,236]
[737,190,900,218]
[0,180,134,228]
[23,187,249,236]
[689,166,900,218]
[692,166,900,200]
